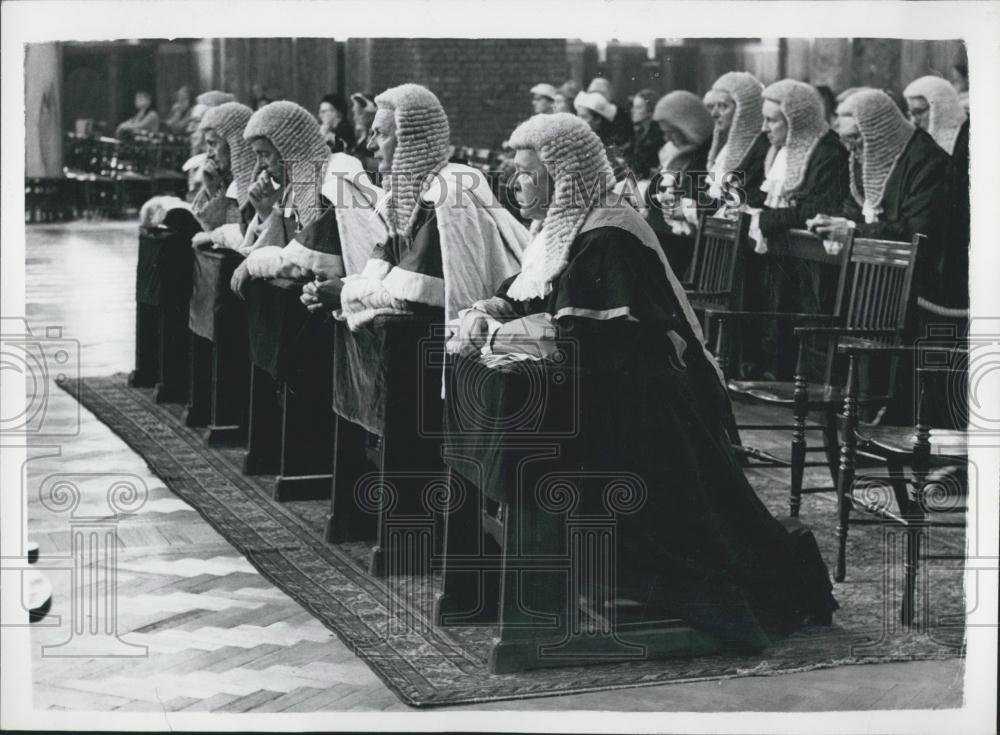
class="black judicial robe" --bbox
[948,119,970,310]
[757,131,851,379]
[734,132,784,377]
[758,130,850,237]
[735,132,772,209]
[838,128,958,308]
[495,225,839,649]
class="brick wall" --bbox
[345,38,569,149]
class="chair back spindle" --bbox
[687,211,751,310]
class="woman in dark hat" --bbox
[318,93,356,154]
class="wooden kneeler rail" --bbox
[185,246,250,445]
[242,277,335,502]
[326,313,448,577]
[435,353,719,674]
[130,214,199,404]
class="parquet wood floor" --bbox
[21,221,963,713]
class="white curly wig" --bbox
[761,79,829,196]
[841,89,915,220]
[243,101,331,227]
[903,75,967,155]
[199,102,255,210]
[374,83,451,238]
[707,71,765,176]
[504,112,615,301]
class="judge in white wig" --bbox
[749,79,849,253]
[450,112,839,649]
[814,89,959,309]
[338,83,529,329]
[189,102,257,245]
[903,75,968,156]
[229,101,388,298]
[704,71,770,204]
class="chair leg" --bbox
[822,408,840,487]
[834,445,853,583]
[835,353,858,583]
[901,525,921,627]
[886,459,910,516]
[789,375,807,517]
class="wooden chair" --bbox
[683,212,751,342]
[63,133,121,219]
[710,229,851,468]
[706,232,923,517]
[152,134,190,198]
[836,342,967,620]
[25,178,72,223]
[117,134,157,213]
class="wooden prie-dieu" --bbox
[242,277,336,501]
[185,245,250,444]
[326,312,448,577]
[435,351,719,674]
[129,209,200,404]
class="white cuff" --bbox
[359,258,392,281]
[211,223,245,252]
[245,246,285,278]
[749,210,768,254]
[382,266,445,308]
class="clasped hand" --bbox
[300,277,345,313]
[808,214,854,241]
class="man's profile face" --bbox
[205,129,231,173]
[512,148,552,221]
[906,96,931,130]
[368,109,398,174]
[761,99,788,148]
[251,137,284,185]
[836,106,863,152]
[705,90,736,132]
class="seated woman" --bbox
[115,91,160,138]
[164,86,194,137]
[318,93,356,154]
[451,113,838,651]
[624,89,664,181]
[573,90,628,179]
